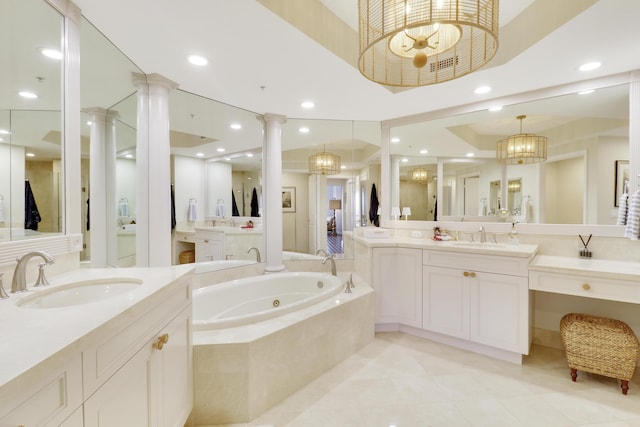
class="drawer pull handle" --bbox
[582,283,591,291]
[463,271,476,278]
[463,271,469,277]
[470,272,476,278]
[204,239,209,243]
[153,333,170,350]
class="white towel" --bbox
[118,198,129,217]
[616,193,629,226]
[187,198,197,222]
[215,199,225,217]
[520,196,530,222]
[0,196,4,222]
[624,190,640,239]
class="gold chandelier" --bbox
[412,168,429,181]
[358,0,499,87]
[309,146,341,175]
[496,115,548,165]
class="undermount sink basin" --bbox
[17,278,143,309]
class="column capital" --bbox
[82,107,107,119]
[131,72,179,92]
[261,113,287,125]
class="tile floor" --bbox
[204,332,640,427]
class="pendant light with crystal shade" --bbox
[309,146,341,175]
[358,0,499,87]
[412,168,429,182]
[496,115,548,165]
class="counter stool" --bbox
[560,313,639,395]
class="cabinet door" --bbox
[156,307,193,427]
[422,265,469,339]
[372,248,422,327]
[469,272,529,354]
[84,341,154,427]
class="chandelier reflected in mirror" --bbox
[412,168,429,182]
[358,0,499,87]
[496,115,548,165]
[309,146,341,175]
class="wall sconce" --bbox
[402,207,412,221]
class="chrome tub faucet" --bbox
[322,255,337,276]
[247,247,261,262]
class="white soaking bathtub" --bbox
[189,271,375,425]
[192,271,343,330]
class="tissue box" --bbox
[363,228,390,238]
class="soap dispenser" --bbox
[509,222,519,245]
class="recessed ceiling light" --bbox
[246,153,253,157]
[488,106,503,112]
[401,158,408,162]
[224,157,231,161]
[301,101,315,109]
[419,149,428,154]
[19,91,37,99]
[466,152,475,157]
[188,55,208,66]
[474,86,491,95]
[247,177,252,180]
[41,48,62,60]
[578,89,595,95]
[230,123,242,130]
[341,165,346,169]
[0,129,10,135]
[125,154,134,159]
[196,152,204,157]
[26,152,35,157]
[579,61,601,72]
[217,147,225,152]
[299,127,310,133]
[391,137,400,143]
[0,138,3,142]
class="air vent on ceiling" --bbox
[430,55,459,73]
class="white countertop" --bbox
[529,255,640,281]
[354,235,538,258]
[0,265,193,389]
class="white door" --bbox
[464,176,479,216]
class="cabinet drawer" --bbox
[529,270,640,303]
[0,352,82,427]
[82,279,191,398]
[423,250,529,277]
[176,232,195,242]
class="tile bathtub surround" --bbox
[199,332,640,427]
[186,286,375,426]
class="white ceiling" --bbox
[70,0,640,123]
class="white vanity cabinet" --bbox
[422,250,530,354]
[0,353,83,427]
[195,230,225,262]
[372,247,423,327]
[84,284,192,427]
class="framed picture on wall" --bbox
[615,160,629,207]
[282,187,296,213]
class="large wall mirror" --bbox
[0,0,64,242]
[80,16,143,266]
[282,119,381,259]
[389,82,629,225]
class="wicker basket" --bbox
[179,250,195,264]
[560,313,639,395]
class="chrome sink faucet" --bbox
[316,249,328,257]
[11,251,55,293]
[479,226,486,243]
[322,255,337,276]
[247,247,261,262]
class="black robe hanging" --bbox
[232,191,240,216]
[250,188,259,217]
[369,183,379,227]
[24,180,41,230]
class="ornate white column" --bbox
[132,73,178,267]
[86,108,107,267]
[105,110,119,266]
[261,113,287,273]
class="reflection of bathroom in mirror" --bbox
[388,81,630,225]
[0,0,64,242]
